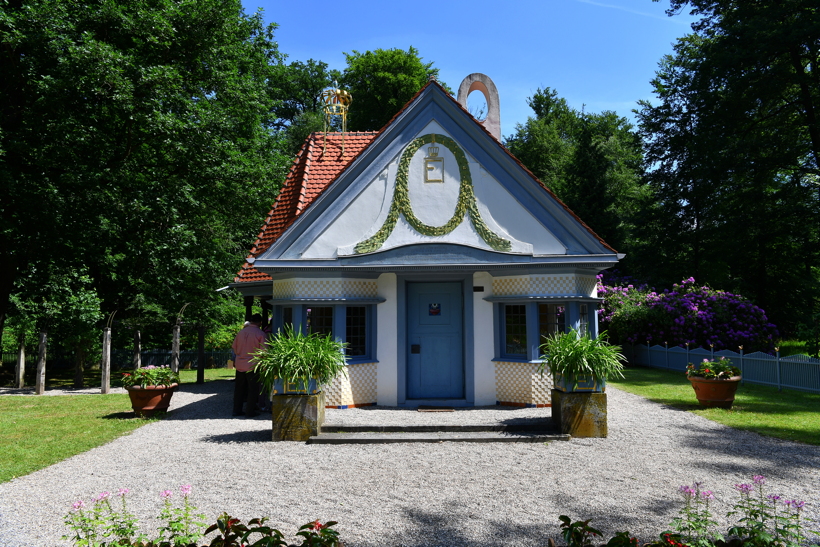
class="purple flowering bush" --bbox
[597,273,779,353]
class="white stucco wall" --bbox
[376,273,398,406]
[472,271,496,405]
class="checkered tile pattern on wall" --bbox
[272,279,378,299]
[494,361,553,405]
[324,362,378,407]
[492,275,597,297]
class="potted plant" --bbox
[539,328,626,392]
[252,325,348,441]
[686,357,741,409]
[120,365,180,417]
[253,324,348,396]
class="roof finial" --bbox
[321,79,353,156]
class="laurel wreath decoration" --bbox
[354,134,511,254]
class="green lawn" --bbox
[0,394,160,483]
[0,367,236,484]
[610,365,820,445]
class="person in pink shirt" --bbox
[231,314,266,417]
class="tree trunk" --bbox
[101,327,111,394]
[35,331,47,395]
[73,345,84,389]
[15,333,25,389]
[197,325,205,385]
[133,330,141,370]
[171,324,180,373]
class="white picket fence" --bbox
[623,344,820,393]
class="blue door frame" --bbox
[396,274,474,407]
[406,282,464,399]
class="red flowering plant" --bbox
[685,357,740,380]
[295,520,340,547]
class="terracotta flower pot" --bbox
[688,376,741,409]
[126,383,178,417]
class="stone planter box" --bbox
[551,389,607,438]
[271,391,325,441]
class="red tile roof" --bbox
[234,132,378,283]
[234,81,616,284]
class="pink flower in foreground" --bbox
[72,500,85,510]
[180,484,192,496]
[118,488,129,497]
[160,490,173,499]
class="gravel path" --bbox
[1,381,817,547]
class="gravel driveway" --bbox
[0,380,817,546]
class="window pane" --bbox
[538,304,565,342]
[306,307,333,337]
[504,304,527,356]
[580,304,589,337]
[346,306,367,357]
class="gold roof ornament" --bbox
[321,80,352,156]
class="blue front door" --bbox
[407,282,464,399]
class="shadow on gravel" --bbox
[670,421,820,477]
[387,505,552,547]
[201,429,271,444]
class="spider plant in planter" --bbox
[539,329,626,392]
[253,324,348,396]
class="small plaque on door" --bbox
[411,344,421,354]
[428,303,441,316]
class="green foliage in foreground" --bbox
[609,366,820,445]
[0,394,158,483]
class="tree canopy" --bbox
[505,88,647,253]
[635,0,820,334]
[0,0,290,346]
[340,46,448,131]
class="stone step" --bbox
[320,423,554,434]
[307,431,570,444]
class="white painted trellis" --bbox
[623,343,820,393]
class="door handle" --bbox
[410,344,421,354]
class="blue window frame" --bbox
[274,304,375,363]
[502,304,528,358]
[496,301,592,361]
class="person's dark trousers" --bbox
[233,370,260,417]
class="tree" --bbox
[0,0,291,343]
[636,1,820,334]
[340,46,448,131]
[505,88,647,252]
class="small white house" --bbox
[231,74,621,409]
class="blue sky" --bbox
[240,0,697,137]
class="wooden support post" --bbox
[133,330,141,370]
[101,327,111,394]
[15,334,25,389]
[197,325,206,384]
[261,299,272,330]
[243,296,254,322]
[35,331,47,395]
[171,324,180,373]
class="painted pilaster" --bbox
[589,303,600,339]
[566,301,581,334]
[473,272,495,405]
[376,273,398,405]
